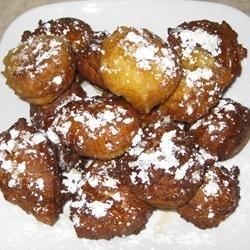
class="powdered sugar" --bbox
[71,194,113,220]
[208,211,215,218]
[0,126,50,190]
[217,99,236,112]
[127,123,208,187]
[133,44,159,70]
[185,68,213,88]
[34,18,92,52]
[11,35,70,87]
[35,178,45,191]
[173,28,221,58]
[203,170,220,197]
[1,160,13,172]
[189,98,240,134]
[128,130,180,183]
[119,27,178,76]
[62,169,84,195]
[83,199,113,219]
[52,75,63,85]
[84,166,119,189]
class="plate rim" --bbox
[0,1,249,249]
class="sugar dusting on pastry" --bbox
[119,27,178,77]
[172,27,222,58]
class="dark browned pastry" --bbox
[77,31,109,90]
[177,163,240,229]
[100,26,182,113]
[160,20,247,123]
[73,73,85,85]
[3,35,76,105]
[21,17,94,53]
[30,82,87,172]
[119,111,213,208]
[51,94,140,160]
[69,159,154,239]
[55,143,87,173]
[0,118,62,225]
[188,98,250,160]
[168,20,247,77]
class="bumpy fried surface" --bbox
[21,17,94,53]
[160,20,247,123]
[77,31,109,90]
[100,26,182,113]
[188,98,250,160]
[119,111,212,208]
[168,20,247,77]
[51,95,140,160]
[0,118,62,225]
[3,35,76,105]
[177,164,240,229]
[67,160,154,239]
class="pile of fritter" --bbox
[0,17,249,240]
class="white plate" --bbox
[0,0,250,249]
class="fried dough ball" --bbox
[51,94,140,160]
[188,98,250,160]
[160,60,232,123]
[120,111,212,208]
[3,35,76,105]
[21,17,94,53]
[168,20,247,77]
[77,31,109,90]
[177,163,240,229]
[69,159,154,239]
[160,20,247,123]
[0,118,62,225]
[100,26,182,113]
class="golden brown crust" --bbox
[160,20,247,123]
[177,164,240,229]
[3,35,76,105]
[159,53,232,122]
[52,95,140,160]
[68,160,154,239]
[77,31,109,90]
[21,18,94,53]
[188,98,250,160]
[100,26,182,113]
[0,118,62,225]
[167,20,247,77]
[119,111,212,208]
